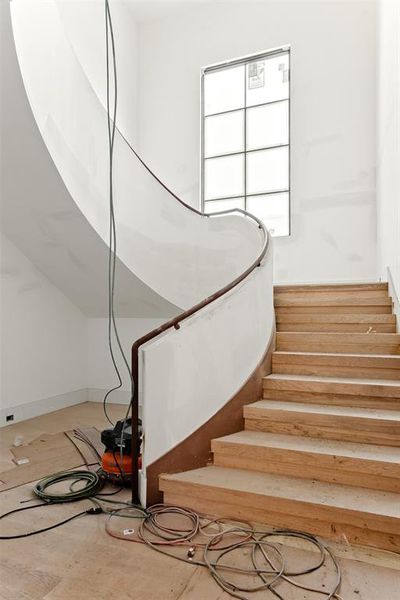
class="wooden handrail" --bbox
[131,208,270,504]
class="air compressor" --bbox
[100,418,142,484]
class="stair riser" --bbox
[275,290,389,301]
[245,406,399,431]
[262,389,400,409]
[263,377,400,398]
[275,297,392,308]
[272,352,400,371]
[276,314,395,324]
[277,323,396,332]
[274,283,389,294]
[213,452,400,493]
[263,379,400,404]
[276,306,393,315]
[245,418,400,446]
[276,341,400,354]
[271,364,400,380]
[276,333,400,354]
[161,490,400,552]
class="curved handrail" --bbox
[131,208,271,503]
[116,125,202,215]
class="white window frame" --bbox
[200,46,291,237]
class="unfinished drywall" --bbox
[137,0,377,285]
[0,234,87,424]
[377,0,400,309]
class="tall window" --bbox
[201,47,290,237]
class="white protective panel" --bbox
[11,0,261,310]
[139,251,274,504]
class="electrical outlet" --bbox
[6,414,14,422]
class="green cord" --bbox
[34,470,104,503]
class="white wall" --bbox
[0,234,88,423]
[376,0,400,311]
[1,0,176,319]
[0,232,167,423]
[86,317,164,404]
[137,0,378,284]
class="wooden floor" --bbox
[1,403,399,599]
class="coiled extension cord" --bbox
[0,469,105,540]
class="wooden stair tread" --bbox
[274,296,392,307]
[160,466,400,518]
[275,314,395,323]
[264,373,400,388]
[274,283,388,293]
[244,400,400,420]
[277,332,400,341]
[273,351,400,359]
[212,430,400,463]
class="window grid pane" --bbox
[204,154,245,200]
[202,50,290,237]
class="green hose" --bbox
[34,470,104,503]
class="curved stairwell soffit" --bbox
[2,1,178,318]
[10,0,263,311]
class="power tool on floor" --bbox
[100,418,142,485]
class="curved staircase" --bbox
[160,282,400,551]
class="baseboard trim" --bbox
[1,388,88,427]
[1,388,135,427]
[87,388,131,405]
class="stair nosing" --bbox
[160,466,400,518]
[263,373,400,386]
[244,400,400,420]
[273,351,400,359]
[212,431,400,462]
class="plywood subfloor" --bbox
[0,402,126,472]
[0,403,399,600]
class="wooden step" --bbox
[276,313,396,333]
[160,466,400,551]
[276,305,393,315]
[274,283,389,294]
[272,352,400,381]
[263,374,400,408]
[274,293,392,308]
[212,431,400,492]
[244,400,400,446]
[276,332,400,354]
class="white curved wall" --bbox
[10,2,276,489]
[139,250,273,503]
[55,0,139,147]
[11,0,262,310]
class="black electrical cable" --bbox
[0,502,102,541]
[0,469,106,540]
[72,429,102,464]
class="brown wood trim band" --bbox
[145,327,276,506]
